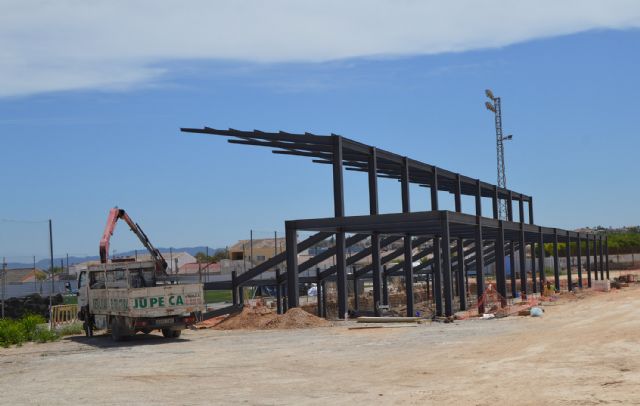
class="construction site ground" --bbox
[1,283,639,405]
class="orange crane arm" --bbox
[99,207,169,276]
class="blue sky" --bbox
[1,2,639,261]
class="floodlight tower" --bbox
[485,89,513,220]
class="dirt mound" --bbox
[214,305,331,330]
[269,308,332,329]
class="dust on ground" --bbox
[1,284,639,405]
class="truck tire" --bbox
[110,318,124,342]
[172,330,182,338]
[161,328,173,338]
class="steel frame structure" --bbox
[182,126,610,319]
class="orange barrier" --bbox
[50,304,78,327]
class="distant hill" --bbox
[7,246,224,270]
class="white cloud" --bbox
[1,0,639,97]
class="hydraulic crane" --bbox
[99,207,169,277]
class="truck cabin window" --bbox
[89,272,106,289]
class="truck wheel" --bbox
[161,328,173,338]
[110,319,123,342]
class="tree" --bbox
[195,249,229,263]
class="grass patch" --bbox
[56,322,84,337]
[0,314,59,348]
[204,290,232,303]
[63,295,78,305]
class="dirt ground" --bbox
[2,285,640,405]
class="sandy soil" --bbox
[1,285,639,405]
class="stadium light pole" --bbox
[485,89,513,220]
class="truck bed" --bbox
[89,284,204,318]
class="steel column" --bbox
[519,198,525,224]
[519,223,527,296]
[475,217,485,314]
[553,229,560,291]
[441,213,454,317]
[538,228,545,293]
[496,221,507,306]
[593,237,599,281]
[599,236,605,280]
[316,268,322,316]
[231,271,238,305]
[492,186,499,219]
[605,236,610,280]
[285,226,299,309]
[586,235,592,288]
[530,242,537,294]
[509,242,516,298]
[507,191,513,222]
[431,166,439,211]
[433,237,443,316]
[528,197,534,224]
[332,135,348,318]
[402,157,414,317]
[353,266,359,312]
[454,174,466,310]
[577,234,583,289]
[275,268,282,314]
[566,232,572,291]
[457,239,466,310]
[382,265,389,306]
[368,147,382,315]
[475,179,483,217]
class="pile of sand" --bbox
[214,305,331,330]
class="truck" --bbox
[77,208,205,341]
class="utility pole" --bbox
[2,257,6,319]
[48,219,54,317]
[485,89,513,220]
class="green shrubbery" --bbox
[0,314,59,348]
